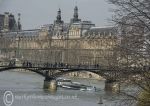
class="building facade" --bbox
[0,6,119,79]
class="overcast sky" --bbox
[0,0,114,30]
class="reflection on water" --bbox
[0,71,124,106]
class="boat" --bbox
[80,86,96,91]
[61,83,85,90]
[61,84,85,90]
[56,78,72,86]
[61,82,96,91]
[56,77,96,91]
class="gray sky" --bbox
[0,0,114,30]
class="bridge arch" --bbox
[50,69,108,80]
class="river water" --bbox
[0,71,126,106]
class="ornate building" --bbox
[0,6,118,60]
[0,6,119,78]
[47,6,96,39]
[0,6,148,79]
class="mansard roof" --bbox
[1,29,40,38]
[82,27,117,38]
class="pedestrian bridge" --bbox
[0,60,145,80]
[0,59,146,92]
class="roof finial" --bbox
[55,8,64,24]
[73,5,78,21]
[56,8,61,22]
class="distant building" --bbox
[70,6,81,23]
[41,6,95,39]
[0,6,119,78]
[0,12,21,32]
[68,21,95,38]
[52,8,66,39]
[40,6,115,39]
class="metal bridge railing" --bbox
[0,60,106,70]
[0,60,149,72]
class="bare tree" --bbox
[107,0,150,105]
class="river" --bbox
[0,71,127,106]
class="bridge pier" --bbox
[43,71,57,91]
[105,80,120,92]
[43,78,57,91]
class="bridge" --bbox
[0,60,144,79]
[0,30,149,91]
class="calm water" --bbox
[0,71,124,106]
